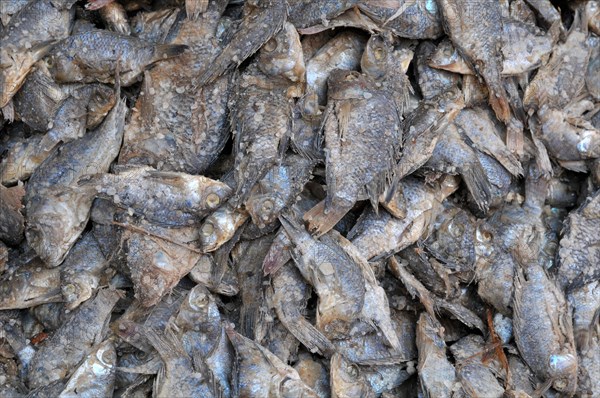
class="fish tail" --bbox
[487,85,512,124]
[506,118,525,158]
[278,307,335,356]
[461,162,491,213]
[186,0,208,20]
[152,44,188,63]
[262,235,292,276]
[303,199,348,237]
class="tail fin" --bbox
[152,44,188,63]
[488,85,512,124]
[186,0,208,20]
[275,304,335,356]
[506,118,525,158]
[302,199,349,237]
[461,162,491,214]
[262,231,292,276]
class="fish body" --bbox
[304,69,401,236]
[47,30,187,85]
[28,289,122,389]
[438,0,511,123]
[0,0,74,107]
[25,98,127,266]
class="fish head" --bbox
[246,193,285,228]
[200,179,233,211]
[298,90,321,118]
[549,353,578,395]
[258,22,305,82]
[428,39,463,73]
[1,42,55,107]
[62,273,99,310]
[426,207,476,271]
[47,51,85,84]
[327,69,373,100]
[200,206,247,252]
[473,219,496,259]
[91,339,117,376]
[86,85,117,127]
[361,35,391,80]
[175,284,215,329]
[330,353,372,398]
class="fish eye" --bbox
[448,221,464,237]
[346,364,359,379]
[476,228,492,243]
[62,283,78,297]
[189,291,209,310]
[201,222,215,236]
[263,38,277,52]
[205,192,221,208]
[134,350,149,361]
[98,348,116,365]
[373,46,386,61]
[261,199,274,212]
[549,354,576,375]
[46,57,54,67]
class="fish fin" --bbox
[531,376,555,398]
[239,305,259,340]
[434,298,485,332]
[461,162,491,213]
[186,0,208,20]
[262,231,292,276]
[487,85,512,124]
[117,354,162,375]
[86,0,115,10]
[276,305,335,356]
[503,118,524,158]
[303,199,348,237]
[144,327,188,364]
[152,44,188,63]
[559,159,589,172]
[145,170,187,187]
[29,40,57,61]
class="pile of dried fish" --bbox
[1,0,599,396]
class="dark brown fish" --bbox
[60,232,112,310]
[229,22,304,204]
[358,0,444,39]
[47,30,187,85]
[557,189,600,291]
[0,184,25,246]
[118,0,230,175]
[0,0,74,107]
[524,12,591,112]
[198,0,288,85]
[79,165,232,227]
[513,262,578,396]
[226,325,319,398]
[289,0,359,28]
[25,98,127,266]
[245,153,315,229]
[304,70,402,236]
[438,0,512,124]
[27,289,122,389]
